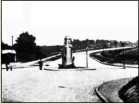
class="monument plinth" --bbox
[59,36,75,68]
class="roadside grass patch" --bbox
[98,78,132,102]
[90,47,138,65]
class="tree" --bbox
[14,32,36,61]
[134,40,138,47]
[72,39,80,50]
[96,39,101,48]
[35,46,45,59]
[119,41,123,47]
[96,39,100,45]
[2,41,12,50]
[89,40,95,45]
[114,40,118,48]
[14,32,36,53]
[119,76,139,103]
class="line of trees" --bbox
[72,39,133,51]
[2,31,135,62]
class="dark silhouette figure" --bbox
[72,56,75,63]
[38,59,43,70]
[9,65,13,71]
[5,61,9,71]
[72,56,75,66]
[123,62,126,69]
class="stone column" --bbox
[62,36,73,67]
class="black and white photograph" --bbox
[1,1,138,103]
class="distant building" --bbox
[2,50,16,63]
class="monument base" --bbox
[58,63,76,69]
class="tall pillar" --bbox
[61,36,75,68]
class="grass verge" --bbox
[98,78,132,102]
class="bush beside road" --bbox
[119,76,139,103]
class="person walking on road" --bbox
[38,59,43,70]
[72,56,75,67]
[9,64,13,71]
[5,61,9,71]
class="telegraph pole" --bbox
[86,47,88,68]
[122,42,126,69]
[11,36,13,52]
[12,36,13,48]
[12,36,16,62]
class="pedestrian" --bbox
[9,64,13,71]
[72,56,75,66]
[72,56,75,63]
[38,59,43,70]
[5,61,9,71]
[123,62,126,69]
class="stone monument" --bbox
[59,36,75,68]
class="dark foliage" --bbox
[101,48,138,64]
[14,32,36,54]
[90,47,138,65]
[72,39,133,51]
[12,32,64,62]
[13,32,37,62]
[41,45,63,57]
[1,41,12,50]
[119,76,139,103]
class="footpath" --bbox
[2,54,61,69]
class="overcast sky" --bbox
[2,1,138,46]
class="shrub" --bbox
[119,76,139,103]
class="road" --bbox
[2,47,138,102]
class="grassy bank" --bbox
[119,76,139,103]
[90,47,138,65]
[97,77,139,103]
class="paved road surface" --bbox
[2,48,138,102]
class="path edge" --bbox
[95,87,109,103]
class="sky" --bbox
[2,1,138,46]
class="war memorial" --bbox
[59,36,75,68]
